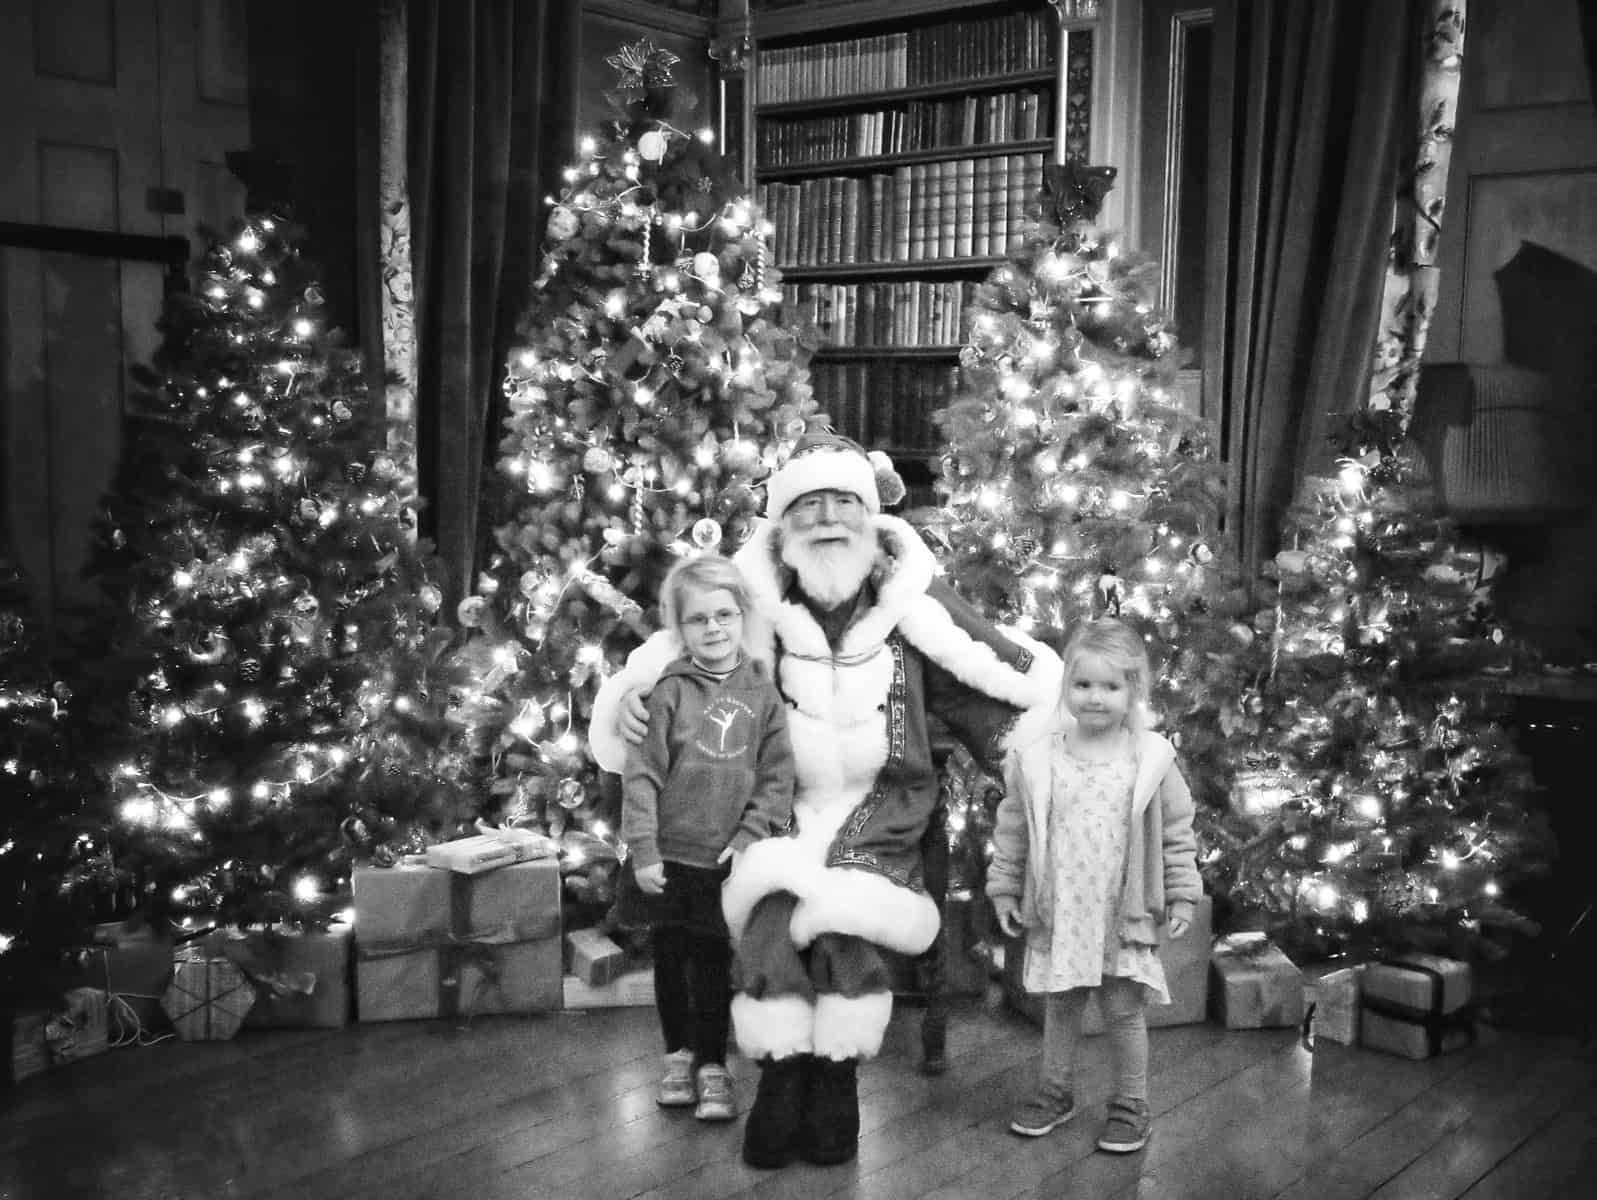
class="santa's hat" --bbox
[765,431,906,520]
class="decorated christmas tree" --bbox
[75,211,469,933]
[0,553,111,1004]
[927,164,1253,895]
[1204,409,1554,960]
[451,40,822,914]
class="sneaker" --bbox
[694,1063,736,1122]
[1009,1087,1076,1137]
[1096,1096,1151,1153]
[657,1049,696,1107]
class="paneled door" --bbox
[0,0,249,638]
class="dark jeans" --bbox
[648,861,733,1066]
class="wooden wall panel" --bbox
[1427,0,1597,363]
[1459,170,1597,363]
[33,0,117,85]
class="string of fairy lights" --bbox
[458,112,813,820]
[101,216,436,924]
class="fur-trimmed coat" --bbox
[985,705,1203,946]
[591,513,1063,958]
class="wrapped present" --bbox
[425,828,557,875]
[1209,932,1306,1029]
[7,1012,50,1086]
[47,987,111,1061]
[563,966,655,1009]
[162,953,255,1040]
[1003,895,1213,1033]
[565,928,625,987]
[6,988,112,1087]
[1305,963,1365,1047]
[199,926,353,1028]
[354,858,562,1022]
[1360,953,1474,1060]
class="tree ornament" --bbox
[692,251,720,281]
[557,777,586,809]
[605,38,680,104]
[637,130,669,162]
[417,583,443,614]
[691,517,723,549]
[456,596,489,628]
[1041,162,1118,227]
[546,205,579,242]
[582,446,614,473]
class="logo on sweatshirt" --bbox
[695,696,755,759]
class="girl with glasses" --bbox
[621,553,797,1123]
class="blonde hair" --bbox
[1059,617,1154,732]
[659,553,753,633]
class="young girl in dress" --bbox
[987,618,1202,1153]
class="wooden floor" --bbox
[4,989,1594,1200]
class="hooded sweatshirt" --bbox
[621,655,795,872]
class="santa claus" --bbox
[591,432,1061,1168]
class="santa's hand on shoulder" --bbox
[619,684,653,744]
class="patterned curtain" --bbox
[1364,0,1467,427]
[376,0,418,509]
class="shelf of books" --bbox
[752,0,1080,488]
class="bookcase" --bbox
[749,0,1099,494]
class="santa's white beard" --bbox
[781,527,878,610]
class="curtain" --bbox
[375,0,579,609]
[1208,0,1422,585]
[1366,1,1465,423]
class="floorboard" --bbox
[2,989,1591,1200]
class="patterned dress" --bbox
[1022,741,1172,1001]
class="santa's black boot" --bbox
[799,1056,860,1165]
[741,1055,807,1169]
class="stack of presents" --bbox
[1000,895,1478,1058]
[7,827,658,1088]
[8,849,1481,1087]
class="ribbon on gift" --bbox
[204,932,320,1003]
[1211,931,1276,961]
[1362,958,1476,1056]
[355,873,560,1024]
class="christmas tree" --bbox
[928,163,1253,894]
[1204,410,1554,960]
[0,553,110,1004]
[451,40,822,913]
[75,211,469,933]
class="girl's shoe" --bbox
[657,1049,697,1107]
[694,1064,736,1121]
[1096,1097,1150,1152]
[1009,1087,1076,1137]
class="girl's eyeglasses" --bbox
[681,608,743,630]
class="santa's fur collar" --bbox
[732,514,934,662]
[731,514,1059,711]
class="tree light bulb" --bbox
[292,875,321,903]
[120,797,158,825]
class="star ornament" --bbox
[1043,162,1117,227]
[606,39,681,99]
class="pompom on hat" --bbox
[764,431,906,520]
